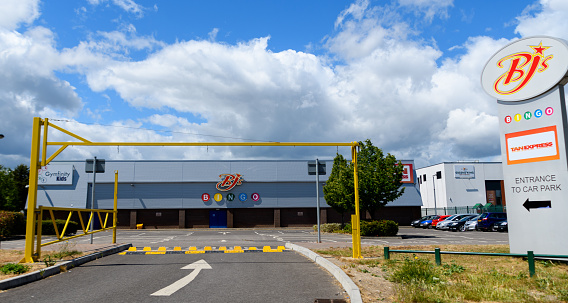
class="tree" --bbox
[323,139,405,221]
[0,164,29,211]
[11,164,30,211]
[323,154,354,226]
[357,139,405,219]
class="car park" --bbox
[463,215,481,231]
[411,215,436,228]
[477,212,507,231]
[435,215,459,230]
[436,214,476,230]
[448,215,477,232]
[420,215,441,229]
[431,215,450,228]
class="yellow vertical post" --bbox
[352,144,362,259]
[41,118,48,166]
[113,170,118,243]
[21,117,42,263]
[36,207,43,260]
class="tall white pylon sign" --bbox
[481,36,568,255]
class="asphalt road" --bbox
[0,252,345,303]
[0,227,509,251]
[0,227,509,302]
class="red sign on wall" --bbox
[401,164,413,183]
[216,173,244,191]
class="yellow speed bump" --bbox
[185,250,205,254]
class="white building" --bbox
[416,162,504,212]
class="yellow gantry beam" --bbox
[21,117,362,263]
[46,142,357,147]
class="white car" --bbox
[464,215,481,231]
[435,215,458,230]
[436,214,477,230]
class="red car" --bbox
[431,215,451,228]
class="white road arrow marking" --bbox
[219,231,231,235]
[151,259,212,296]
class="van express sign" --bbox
[481,36,568,101]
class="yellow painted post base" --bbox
[351,214,362,259]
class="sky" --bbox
[1,0,568,170]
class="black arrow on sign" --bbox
[523,199,551,211]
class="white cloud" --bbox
[439,108,500,158]
[397,0,454,22]
[87,0,146,18]
[515,0,568,40]
[4,0,568,170]
[0,0,40,30]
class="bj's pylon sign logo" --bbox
[216,173,243,191]
[481,36,568,102]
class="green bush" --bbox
[0,211,26,238]
[40,219,79,236]
[313,223,343,233]
[0,263,31,275]
[360,220,399,237]
[318,220,398,236]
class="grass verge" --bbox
[0,241,84,282]
[315,245,568,303]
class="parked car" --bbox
[477,212,507,231]
[494,220,508,232]
[420,215,440,229]
[435,215,458,230]
[436,214,476,230]
[448,215,477,232]
[411,215,436,228]
[463,215,481,231]
[431,215,451,228]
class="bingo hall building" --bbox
[33,159,422,229]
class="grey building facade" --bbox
[34,160,422,228]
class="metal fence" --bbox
[421,205,507,216]
[383,246,567,277]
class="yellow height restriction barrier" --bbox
[21,117,363,262]
[35,206,117,260]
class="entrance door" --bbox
[209,210,227,228]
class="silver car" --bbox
[436,214,477,230]
[464,215,481,231]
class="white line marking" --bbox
[151,260,212,296]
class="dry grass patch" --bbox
[315,245,568,303]
[0,242,84,282]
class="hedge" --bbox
[343,219,399,237]
[0,211,26,238]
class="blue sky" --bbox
[2,0,567,169]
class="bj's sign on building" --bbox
[481,36,568,255]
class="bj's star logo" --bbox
[216,173,244,191]
[493,42,553,95]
